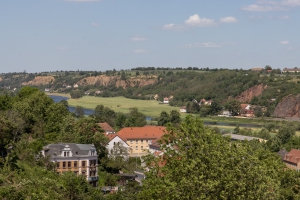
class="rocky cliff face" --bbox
[22,76,55,86]
[273,94,300,117]
[76,75,157,89]
[236,84,267,103]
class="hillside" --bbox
[2,68,300,117]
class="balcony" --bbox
[88,176,99,182]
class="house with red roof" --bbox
[117,126,167,157]
[240,104,254,117]
[283,149,300,170]
[98,122,115,134]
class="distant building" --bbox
[117,126,166,157]
[163,97,169,104]
[180,106,187,113]
[252,67,263,72]
[283,149,300,170]
[41,143,98,186]
[223,134,267,143]
[99,122,115,134]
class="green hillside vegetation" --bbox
[3,67,300,117]
[1,87,300,198]
[68,96,177,117]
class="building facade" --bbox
[117,126,166,157]
[41,143,98,186]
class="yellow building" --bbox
[117,126,166,157]
[42,143,98,186]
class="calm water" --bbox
[49,95,95,115]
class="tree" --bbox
[140,116,284,199]
[75,105,85,118]
[264,122,275,132]
[209,100,222,115]
[124,108,146,127]
[265,65,272,70]
[70,90,84,99]
[169,110,181,125]
[157,111,170,126]
[224,100,240,116]
[277,124,295,144]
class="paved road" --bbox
[134,171,145,185]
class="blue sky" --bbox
[0,0,299,73]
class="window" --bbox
[141,146,143,150]
[114,142,116,145]
[64,152,66,157]
[136,146,138,150]
[82,161,86,167]
[136,140,138,144]
[56,162,60,168]
[74,161,77,168]
[141,140,143,143]
[68,161,71,168]
[67,152,69,157]
[130,140,133,144]
[63,162,66,168]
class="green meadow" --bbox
[67,95,178,117]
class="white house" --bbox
[106,135,130,158]
[180,106,187,113]
[163,97,169,104]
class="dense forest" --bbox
[1,86,300,199]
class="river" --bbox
[48,95,95,115]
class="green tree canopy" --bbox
[141,116,284,199]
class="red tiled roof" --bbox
[117,126,166,141]
[240,104,250,110]
[284,149,300,165]
[98,122,115,132]
[104,134,117,141]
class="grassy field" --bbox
[67,96,178,117]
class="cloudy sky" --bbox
[0,0,299,73]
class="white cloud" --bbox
[220,16,238,23]
[163,23,175,30]
[279,15,290,19]
[242,0,300,12]
[58,47,68,50]
[280,40,290,44]
[91,23,101,26]
[134,49,147,54]
[131,37,146,41]
[242,4,282,11]
[184,14,215,26]
[186,42,222,48]
[282,0,300,6]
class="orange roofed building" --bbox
[117,126,167,157]
[283,149,300,170]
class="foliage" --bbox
[224,100,241,116]
[141,116,284,199]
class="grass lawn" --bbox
[67,96,179,117]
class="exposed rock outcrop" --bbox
[76,75,157,89]
[273,94,300,118]
[236,84,267,103]
[22,76,55,86]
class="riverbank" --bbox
[45,92,70,98]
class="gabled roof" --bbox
[117,126,166,141]
[241,104,250,110]
[284,149,300,165]
[99,122,115,133]
[43,143,96,158]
